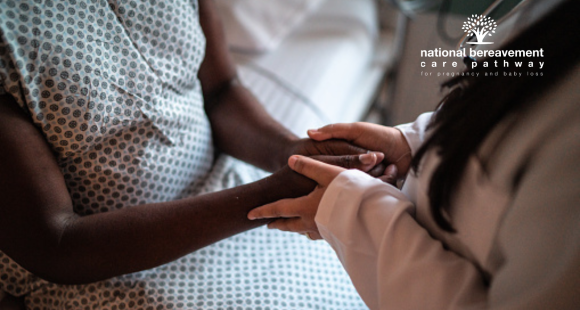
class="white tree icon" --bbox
[462,14,497,44]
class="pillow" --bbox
[214,0,325,53]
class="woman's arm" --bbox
[249,156,487,309]
[315,170,487,310]
[0,94,383,285]
[291,119,580,309]
[197,0,368,172]
[0,96,309,285]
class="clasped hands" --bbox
[249,122,412,240]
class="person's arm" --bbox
[0,95,302,285]
[197,0,367,172]
[0,93,384,285]
[316,119,580,309]
[315,170,487,310]
[393,112,433,157]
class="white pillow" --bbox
[214,0,325,53]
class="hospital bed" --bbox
[216,0,397,136]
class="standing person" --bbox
[0,0,386,309]
[249,0,580,308]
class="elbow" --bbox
[1,219,102,285]
[24,251,104,285]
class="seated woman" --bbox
[250,0,580,308]
[0,0,385,309]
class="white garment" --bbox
[314,46,580,310]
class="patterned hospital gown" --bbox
[0,0,367,309]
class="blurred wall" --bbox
[388,12,465,125]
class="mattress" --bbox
[233,0,395,137]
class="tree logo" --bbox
[462,15,497,45]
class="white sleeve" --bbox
[315,169,486,310]
[395,112,433,156]
[315,121,580,310]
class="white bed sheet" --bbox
[234,0,395,137]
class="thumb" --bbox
[378,164,398,186]
[311,152,384,172]
[288,155,344,186]
[307,123,362,142]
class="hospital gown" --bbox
[0,0,367,309]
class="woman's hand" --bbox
[272,151,390,198]
[248,154,397,240]
[307,123,412,178]
[287,138,367,160]
[286,138,395,179]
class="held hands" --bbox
[285,138,387,177]
[307,123,412,179]
[252,122,411,239]
[248,155,350,240]
[270,151,394,200]
[252,154,398,240]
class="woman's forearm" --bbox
[0,92,313,285]
[40,167,311,284]
[197,0,298,172]
[204,80,299,172]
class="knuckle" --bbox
[272,206,283,218]
[275,221,288,231]
[327,124,334,132]
[293,157,304,173]
[293,220,307,233]
[343,155,353,168]
[267,221,278,230]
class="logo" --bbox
[462,15,497,45]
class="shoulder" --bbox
[484,64,580,191]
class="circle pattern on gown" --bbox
[0,0,367,309]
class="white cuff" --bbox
[394,112,434,156]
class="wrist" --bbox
[393,130,412,176]
[275,134,300,171]
[260,165,316,199]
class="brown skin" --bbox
[0,0,381,285]
[198,0,366,172]
[308,122,412,179]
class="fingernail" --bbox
[248,214,256,220]
[359,153,376,165]
[375,152,385,162]
[385,164,398,177]
[288,155,298,168]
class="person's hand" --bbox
[287,138,366,158]
[270,152,392,199]
[285,138,393,179]
[249,155,396,240]
[307,123,412,179]
[248,155,344,240]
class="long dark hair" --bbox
[412,0,580,232]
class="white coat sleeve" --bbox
[315,121,580,310]
[315,170,487,310]
[395,112,433,156]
